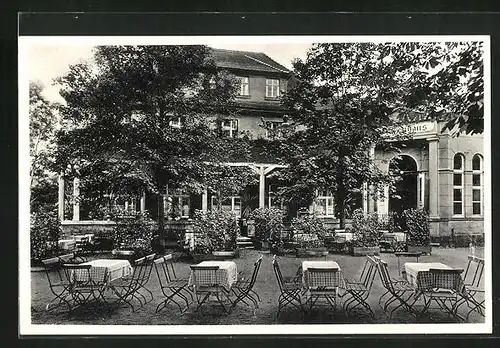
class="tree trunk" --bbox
[338,201,346,229]
[157,193,165,236]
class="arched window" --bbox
[453,153,465,215]
[472,154,483,215]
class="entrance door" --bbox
[389,155,418,215]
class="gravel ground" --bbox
[30,247,485,325]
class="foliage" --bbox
[192,209,239,252]
[112,213,155,254]
[378,212,402,233]
[402,208,430,247]
[350,209,382,248]
[249,207,284,242]
[53,45,250,231]
[30,208,61,260]
[291,215,328,249]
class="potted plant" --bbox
[291,215,329,257]
[402,208,431,254]
[112,212,154,259]
[249,207,284,250]
[30,208,61,267]
[349,209,381,256]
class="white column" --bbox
[377,185,389,215]
[58,174,65,222]
[140,190,146,213]
[428,137,439,217]
[362,182,368,213]
[202,187,208,211]
[259,166,265,208]
[417,172,426,209]
[72,177,80,221]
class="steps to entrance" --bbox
[237,236,254,249]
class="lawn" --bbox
[30,247,485,326]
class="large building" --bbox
[59,48,484,239]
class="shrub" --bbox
[350,209,381,247]
[192,209,239,252]
[30,208,61,260]
[112,213,154,256]
[291,215,328,249]
[249,207,284,242]
[402,208,430,247]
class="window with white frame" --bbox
[265,121,283,138]
[238,76,249,96]
[472,154,483,215]
[316,190,335,217]
[265,79,280,98]
[453,153,465,215]
[221,119,238,138]
[165,190,190,218]
[211,196,241,216]
[268,184,283,209]
[169,117,182,129]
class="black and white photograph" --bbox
[18,35,491,335]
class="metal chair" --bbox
[272,255,304,319]
[230,255,263,311]
[154,254,192,313]
[41,257,73,311]
[303,266,341,311]
[189,264,233,314]
[418,268,466,321]
[135,253,156,304]
[108,257,149,311]
[455,255,485,320]
[376,259,419,318]
[342,255,378,319]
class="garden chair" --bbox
[455,255,485,320]
[303,266,341,311]
[272,255,304,319]
[154,254,192,313]
[230,255,263,312]
[189,264,233,314]
[341,255,378,319]
[108,257,149,311]
[418,268,466,321]
[135,253,156,305]
[376,259,419,318]
[42,256,73,311]
[61,263,109,312]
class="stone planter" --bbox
[212,249,240,259]
[350,246,380,256]
[407,245,432,255]
[296,248,329,258]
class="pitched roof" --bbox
[210,48,291,74]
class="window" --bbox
[268,184,283,209]
[472,154,483,215]
[316,190,335,217]
[169,117,182,129]
[265,79,280,98]
[265,121,283,138]
[211,196,241,217]
[221,119,238,138]
[453,153,464,215]
[238,77,249,96]
[165,190,190,218]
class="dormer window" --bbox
[265,79,280,98]
[238,76,249,96]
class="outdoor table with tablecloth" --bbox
[188,260,237,292]
[58,239,76,250]
[74,259,133,283]
[334,232,353,243]
[302,261,343,290]
[381,232,406,243]
[72,234,95,242]
[404,262,453,295]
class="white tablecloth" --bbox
[302,261,342,289]
[381,232,406,243]
[404,262,452,289]
[72,234,95,242]
[334,232,353,243]
[58,239,76,250]
[188,260,237,291]
[75,259,133,283]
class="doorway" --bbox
[389,155,418,215]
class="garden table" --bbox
[58,239,76,250]
[334,232,353,243]
[73,259,133,283]
[188,260,237,292]
[404,262,452,294]
[302,261,342,310]
[72,234,95,242]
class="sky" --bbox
[27,42,311,103]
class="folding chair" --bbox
[41,257,73,311]
[419,268,466,321]
[342,255,378,319]
[154,254,192,313]
[230,255,263,312]
[108,257,149,311]
[376,259,419,318]
[303,267,341,311]
[135,253,156,305]
[62,263,109,311]
[189,264,233,314]
[71,237,89,263]
[456,255,485,320]
[272,255,304,319]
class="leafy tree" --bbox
[29,81,59,212]
[54,45,248,233]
